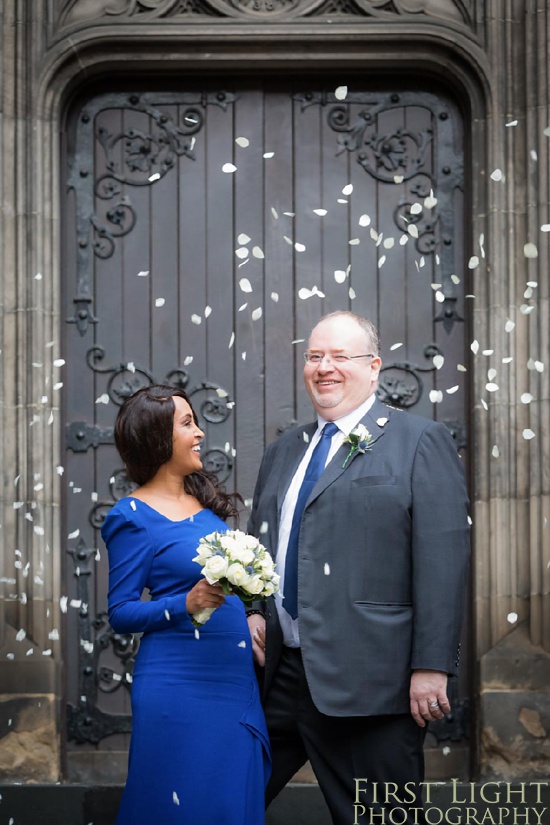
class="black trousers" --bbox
[264,647,428,825]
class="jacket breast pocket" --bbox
[351,475,397,487]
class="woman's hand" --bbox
[186,579,226,616]
[247,613,266,667]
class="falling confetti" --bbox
[222,163,237,173]
[522,429,536,440]
[505,320,515,333]
[490,169,503,181]
[507,612,518,624]
[468,256,479,269]
[471,340,480,354]
[263,152,275,159]
[95,394,109,405]
[523,242,538,258]
[252,246,264,259]
[433,355,444,369]
[358,214,371,227]
[486,383,499,392]
[251,307,262,321]
[342,184,353,196]
[204,306,212,318]
[520,393,533,404]
[429,390,443,404]
[236,247,249,259]
[324,564,331,575]
[334,270,347,284]
[148,173,160,182]
[506,120,518,127]
[235,137,249,148]
[155,298,165,307]
[173,792,180,806]
[313,209,327,216]
[295,242,306,252]
[334,86,348,100]
[492,445,499,458]
[191,314,202,325]
[184,355,193,365]
[228,332,235,348]
[239,278,253,293]
[271,292,279,302]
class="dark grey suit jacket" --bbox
[248,397,470,718]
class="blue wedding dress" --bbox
[102,498,270,825]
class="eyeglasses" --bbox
[303,352,376,365]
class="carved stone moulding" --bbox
[57,0,472,28]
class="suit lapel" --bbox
[275,423,317,516]
[306,398,392,505]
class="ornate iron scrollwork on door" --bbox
[293,90,464,335]
[67,91,236,335]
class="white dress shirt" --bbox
[276,393,377,647]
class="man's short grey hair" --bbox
[312,311,381,357]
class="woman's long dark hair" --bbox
[114,385,240,521]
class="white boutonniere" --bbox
[342,423,373,469]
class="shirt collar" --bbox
[316,393,377,437]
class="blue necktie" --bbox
[283,422,339,619]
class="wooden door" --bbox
[62,78,469,782]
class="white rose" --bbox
[258,556,275,574]
[202,555,229,583]
[219,535,240,555]
[244,574,265,595]
[226,563,251,588]
[235,546,255,566]
[261,581,275,597]
[193,545,213,565]
[244,535,260,551]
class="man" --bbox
[247,310,470,824]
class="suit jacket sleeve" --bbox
[410,421,470,674]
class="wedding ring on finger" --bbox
[429,701,439,708]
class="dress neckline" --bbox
[127,498,206,524]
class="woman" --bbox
[101,385,270,824]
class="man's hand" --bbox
[247,613,266,667]
[410,669,450,727]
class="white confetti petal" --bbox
[468,256,479,269]
[222,163,237,173]
[334,85,348,100]
[241,352,247,361]
[239,278,253,293]
[506,120,518,127]
[522,429,535,440]
[505,320,515,333]
[271,207,279,219]
[390,343,402,351]
[53,358,65,367]
[238,233,251,246]
[191,314,202,325]
[238,303,248,311]
[228,332,235,348]
[251,307,262,321]
[252,246,264,259]
[507,612,518,623]
[482,349,494,356]
[349,286,356,299]
[487,368,497,381]
[342,184,353,196]
[283,235,293,246]
[283,212,295,217]
[492,445,500,458]
[324,563,331,575]
[435,291,445,303]
[451,274,460,285]
[541,224,550,232]
[148,173,160,182]
[433,355,444,370]
[358,214,371,227]
[470,340,480,354]
[334,270,347,284]
[535,361,544,372]
[520,304,534,315]
[410,202,423,215]
[313,209,327,216]
[456,363,467,371]
[236,247,249,259]
[524,242,538,258]
[446,385,459,394]
[429,390,443,404]
[271,292,279,302]
[530,150,538,161]
[393,175,404,184]
[155,298,165,307]
[520,393,533,404]
[137,270,149,277]
[424,193,438,209]
[377,417,388,427]
[378,255,386,269]
[263,152,274,159]
[370,228,379,241]
[349,238,360,246]
[204,306,212,318]
[235,136,249,148]
[490,169,503,181]
[295,242,306,252]
[481,399,488,411]
[68,529,80,539]
[486,383,499,392]
[16,629,26,642]
[383,238,395,249]
[173,791,180,806]
[407,224,419,239]
[95,394,110,405]
[184,355,194,366]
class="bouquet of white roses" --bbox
[191,529,280,628]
